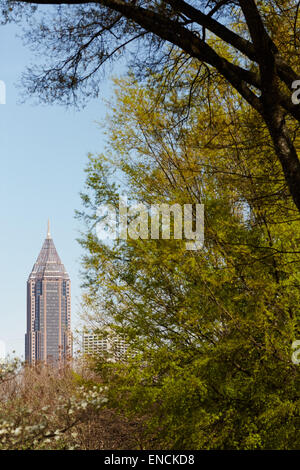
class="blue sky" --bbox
[0,20,117,358]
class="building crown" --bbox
[28,221,69,280]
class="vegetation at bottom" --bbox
[0,359,145,450]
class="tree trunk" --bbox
[264,106,300,211]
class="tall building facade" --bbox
[25,222,72,365]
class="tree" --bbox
[3,0,300,213]
[77,60,300,449]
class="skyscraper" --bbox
[25,221,72,365]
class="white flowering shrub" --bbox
[0,357,20,384]
[0,360,108,450]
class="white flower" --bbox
[13,427,22,436]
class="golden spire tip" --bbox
[47,219,51,239]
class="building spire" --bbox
[47,219,51,239]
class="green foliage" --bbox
[78,55,300,449]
